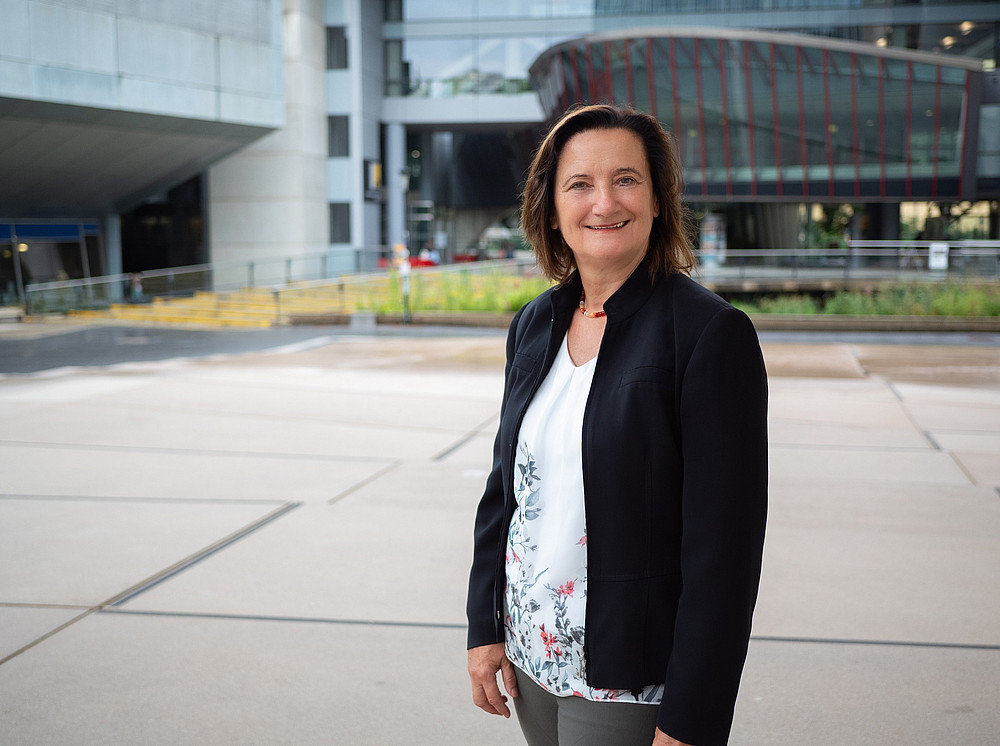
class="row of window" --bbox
[325,12,350,249]
[386,0,997,21]
[382,22,997,98]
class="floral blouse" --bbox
[504,335,663,705]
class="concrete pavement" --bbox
[0,327,998,744]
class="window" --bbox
[329,203,351,244]
[327,27,348,70]
[328,116,349,157]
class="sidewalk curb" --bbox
[289,311,1000,333]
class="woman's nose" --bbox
[592,184,617,214]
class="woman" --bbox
[467,104,767,746]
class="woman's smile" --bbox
[587,220,629,230]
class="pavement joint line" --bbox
[768,443,949,453]
[922,431,943,450]
[883,377,943,451]
[0,493,290,506]
[0,602,91,610]
[948,452,981,487]
[106,501,301,609]
[258,335,341,355]
[97,608,468,630]
[328,460,403,505]
[0,439,397,464]
[848,345,871,377]
[108,403,480,435]
[147,374,503,403]
[432,413,501,462]
[0,608,97,666]
[751,635,1000,652]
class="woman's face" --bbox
[551,127,659,275]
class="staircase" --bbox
[69,279,394,328]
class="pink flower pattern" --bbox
[504,446,664,704]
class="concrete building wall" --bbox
[0,0,283,128]
[208,0,329,268]
[358,0,384,259]
[321,0,386,272]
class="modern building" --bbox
[2,0,998,301]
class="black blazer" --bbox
[467,260,768,745]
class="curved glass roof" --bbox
[529,29,985,200]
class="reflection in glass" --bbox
[388,36,560,97]
[530,31,976,199]
[399,0,595,21]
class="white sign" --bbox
[928,242,949,271]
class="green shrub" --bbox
[821,283,1000,316]
[372,271,551,314]
[377,275,1000,317]
[823,291,879,315]
[730,299,762,316]
[757,294,820,315]
[929,285,1000,316]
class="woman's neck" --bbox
[576,253,644,310]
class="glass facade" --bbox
[390,0,595,21]
[385,1,997,98]
[0,222,101,303]
[596,0,998,10]
[381,0,998,246]
[531,32,976,199]
[387,35,558,96]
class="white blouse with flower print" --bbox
[504,334,664,705]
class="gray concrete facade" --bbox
[0,0,284,216]
[207,0,330,268]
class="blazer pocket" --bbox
[511,351,538,373]
[619,365,672,388]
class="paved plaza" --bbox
[1,323,999,744]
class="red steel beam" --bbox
[719,39,733,196]
[878,57,886,197]
[694,38,708,195]
[669,38,682,157]
[823,48,834,196]
[743,41,758,196]
[851,52,860,197]
[646,38,658,119]
[796,46,809,197]
[770,43,783,197]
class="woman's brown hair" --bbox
[521,104,694,282]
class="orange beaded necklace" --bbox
[579,292,606,318]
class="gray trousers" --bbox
[512,667,660,746]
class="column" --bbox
[386,121,407,249]
[104,214,124,301]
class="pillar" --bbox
[386,121,407,249]
[104,214,124,301]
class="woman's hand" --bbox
[653,727,693,746]
[468,643,519,718]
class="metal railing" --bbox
[21,247,391,315]
[21,250,541,316]
[19,241,1000,316]
[693,240,1000,284]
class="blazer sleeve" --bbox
[466,304,526,649]
[658,305,768,745]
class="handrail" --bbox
[18,242,1000,316]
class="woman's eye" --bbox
[618,176,635,186]
[570,182,588,190]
